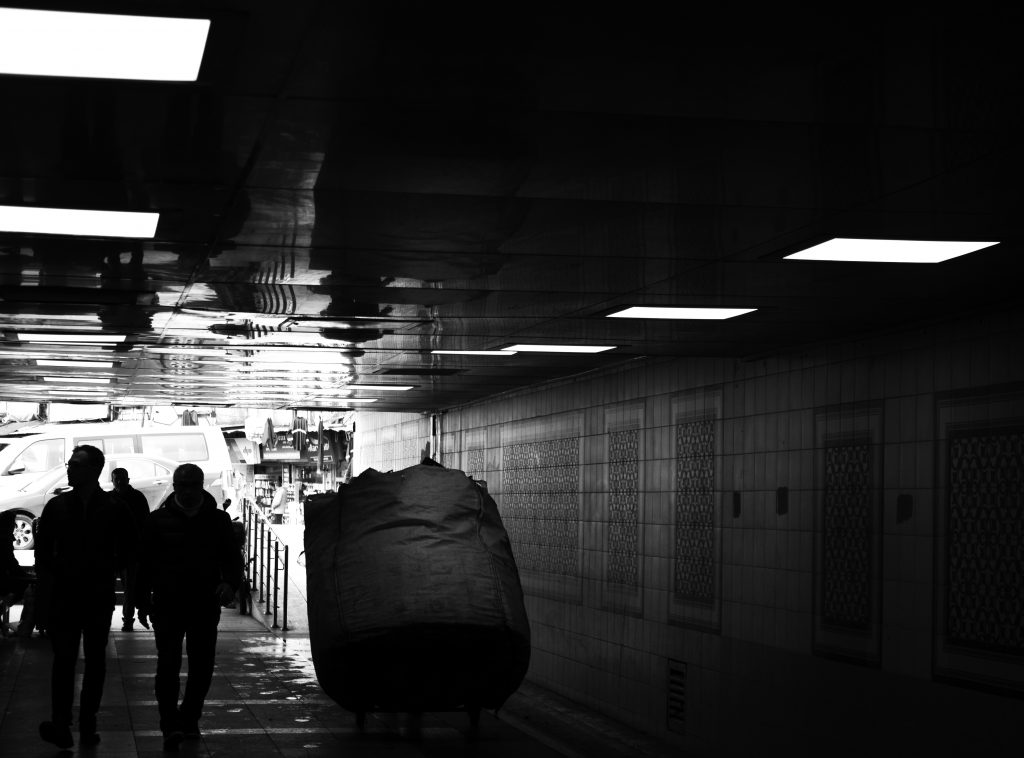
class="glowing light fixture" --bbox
[607,306,757,319]
[345,384,414,391]
[783,238,999,263]
[37,359,114,368]
[0,205,158,238]
[504,344,616,354]
[0,8,210,81]
[431,350,518,356]
[17,333,126,343]
[43,376,110,384]
[145,347,227,357]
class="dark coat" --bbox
[111,484,150,530]
[34,487,137,612]
[136,490,243,613]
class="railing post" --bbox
[282,544,289,632]
[263,525,272,616]
[271,540,280,629]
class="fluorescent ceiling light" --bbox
[47,390,108,396]
[37,359,114,368]
[607,306,757,320]
[43,376,110,384]
[505,344,617,354]
[0,206,158,238]
[17,333,126,343]
[146,347,227,357]
[0,8,209,81]
[345,384,414,391]
[431,350,518,356]
[783,238,999,263]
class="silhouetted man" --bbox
[110,467,150,631]
[136,463,242,751]
[36,444,136,750]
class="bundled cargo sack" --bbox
[304,461,530,716]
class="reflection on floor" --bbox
[0,608,679,758]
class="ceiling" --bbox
[0,3,1022,413]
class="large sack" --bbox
[304,462,530,713]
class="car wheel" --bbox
[12,513,34,550]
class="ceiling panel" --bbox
[0,2,1021,412]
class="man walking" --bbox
[110,467,150,631]
[36,444,137,750]
[136,463,242,751]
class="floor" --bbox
[0,607,679,758]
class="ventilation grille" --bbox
[667,659,686,734]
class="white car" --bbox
[3,453,182,550]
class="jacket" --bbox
[136,490,243,612]
[111,484,151,530]
[34,487,137,610]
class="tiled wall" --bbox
[351,306,1024,754]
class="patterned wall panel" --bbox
[608,427,640,588]
[946,428,1024,654]
[822,442,873,629]
[500,415,583,601]
[466,448,486,478]
[935,389,1024,693]
[668,388,722,632]
[502,437,581,577]
[674,418,716,603]
[812,405,882,664]
[464,427,487,480]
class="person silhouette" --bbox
[35,444,136,750]
[110,467,150,632]
[136,463,243,751]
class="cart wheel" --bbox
[355,711,366,731]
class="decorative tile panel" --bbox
[812,404,882,664]
[674,418,715,603]
[608,428,639,587]
[935,388,1024,693]
[822,442,873,629]
[466,448,486,478]
[502,437,581,577]
[947,428,1024,654]
[668,388,723,632]
[402,437,419,468]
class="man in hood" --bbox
[136,463,242,751]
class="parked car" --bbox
[0,422,231,502]
[2,452,181,550]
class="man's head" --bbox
[67,444,104,489]
[111,467,130,491]
[172,463,206,510]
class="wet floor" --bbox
[0,610,676,758]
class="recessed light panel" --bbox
[431,350,518,356]
[784,238,999,263]
[345,384,415,391]
[0,8,210,81]
[43,376,110,384]
[0,206,158,238]
[505,344,616,353]
[37,360,114,368]
[607,306,756,319]
[18,333,126,343]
